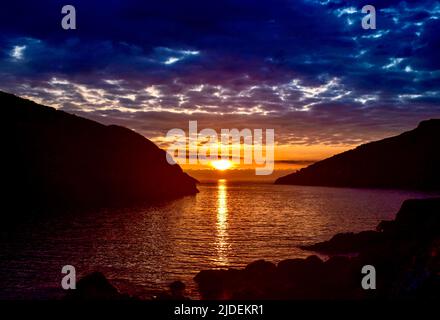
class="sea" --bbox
[0,181,437,299]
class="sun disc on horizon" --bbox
[211,159,233,171]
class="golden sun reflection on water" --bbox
[215,179,230,266]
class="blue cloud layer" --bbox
[1,0,439,146]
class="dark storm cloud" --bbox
[0,0,439,147]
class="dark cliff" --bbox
[2,91,198,209]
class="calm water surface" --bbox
[0,182,436,299]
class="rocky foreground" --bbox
[194,198,440,299]
[68,198,440,300]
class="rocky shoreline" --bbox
[67,198,440,300]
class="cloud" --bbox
[0,0,439,150]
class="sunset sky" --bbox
[1,0,440,180]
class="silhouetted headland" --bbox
[276,120,440,190]
[3,91,198,211]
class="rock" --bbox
[156,280,190,300]
[194,269,244,300]
[64,272,133,300]
[300,231,384,254]
[245,260,277,278]
[194,255,360,300]
[392,198,440,237]
[302,198,440,255]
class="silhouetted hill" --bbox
[3,91,198,209]
[275,120,440,190]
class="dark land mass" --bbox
[275,120,440,190]
[2,91,198,212]
[69,198,440,300]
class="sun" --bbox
[211,160,233,171]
